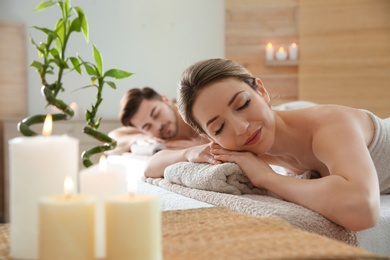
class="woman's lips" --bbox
[244,128,262,146]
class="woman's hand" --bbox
[184,142,222,165]
[210,143,274,188]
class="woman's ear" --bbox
[255,78,270,104]
[161,95,172,104]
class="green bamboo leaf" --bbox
[96,117,102,125]
[69,17,81,33]
[30,37,45,55]
[104,69,133,79]
[49,57,61,67]
[105,81,117,90]
[33,26,58,40]
[49,48,60,59]
[69,57,81,74]
[64,0,71,14]
[59,58,69,69]
[74,6,89,43]
[34,0,56,12]
[92,44,103,75]
[86,110,92,120]
[83,63,97,76]
[30,60,43,71]
[54,18,65,48]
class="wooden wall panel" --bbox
[298,0,390,117]
[0,21,27,117]
[225,0,299,104]
[0,21,27,222]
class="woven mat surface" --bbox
[0,208,387,260]
[0,223,9,260]
[162,207,386,260]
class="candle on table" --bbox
[39,176,95,260]
[265,42,274,61]
[80,155,127,259]
[105,186,162,259]
[9,114,79,259]
[288,42,299,60]
[275,46,288,60]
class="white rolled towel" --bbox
[164,162,269,195]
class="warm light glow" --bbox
[64,176,74,197]
[99,155,108,172]
[278,47,285,52]
[267,42,273,48]
[70,102,78,111]
[42,114,53,136]
[291,43,297,48]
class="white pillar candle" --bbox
[39,176,95,260]
[9,115,79,259]
[265,42,274,61]
[289,42,299,60]
[275,47,288,60]
[80,155,127,259]
[105,194,162,260]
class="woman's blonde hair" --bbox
[178,58,257,134]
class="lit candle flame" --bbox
[64,176,74,197]
[70,102,77,111]
[99,155,108,172]
[278,47,285,52]
[267,42,273,48]
[42,114,53,136]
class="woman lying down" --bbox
[173,58,390,232]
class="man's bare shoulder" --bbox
[108,126,143,138]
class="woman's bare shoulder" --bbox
[298,104,374,147]
[287,104,367,123]
[279,104,373,140]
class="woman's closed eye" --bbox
[215,122,224,136]
[213,99,250,136]
[237,99,250,111]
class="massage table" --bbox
[107,153,390,257]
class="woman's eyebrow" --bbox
[206,116,219,127]
[228,91,244,106]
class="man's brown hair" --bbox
[120,87,163,127]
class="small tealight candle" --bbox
[289,42,299,60]
[275,47,288,60]
[80,155,127,259]
[39,176,95,260]
[265,42,274,61]
[105,182,162,259]
[9,114,79,259]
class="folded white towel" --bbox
[130,142,166,156]
[164,162,271,196]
